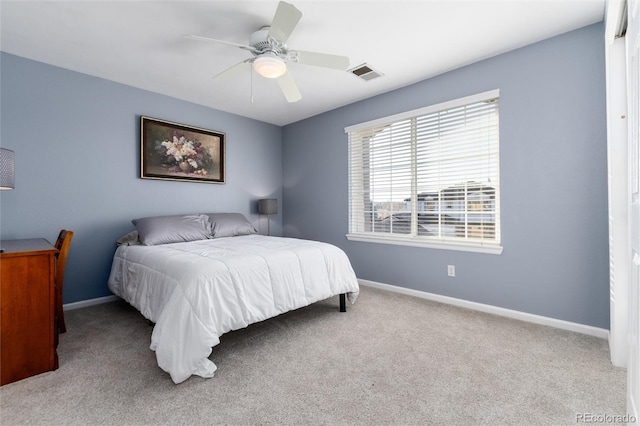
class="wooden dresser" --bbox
[0,238,58,385]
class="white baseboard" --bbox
[64,282,609,340]
[358,279,609,339]
[63,295,119,311]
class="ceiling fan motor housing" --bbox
[250,27,286,56]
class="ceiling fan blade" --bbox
[277,71,302,103]
[184,35,256,52]
[268,1,302,43]
[213,60,251,80]
[293,50,350,70]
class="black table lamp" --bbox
[258,199,277,236]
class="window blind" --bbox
[347,90,500,249]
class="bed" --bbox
[107,213,359,384]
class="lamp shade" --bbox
[0,148,15,190]
[258,199,278,215]
[253,54,286,79]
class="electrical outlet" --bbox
[447,265,455,277]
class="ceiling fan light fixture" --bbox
[253,54,287,78]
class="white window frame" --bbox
[345,89,503,255]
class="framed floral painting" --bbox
[140,116,225,184]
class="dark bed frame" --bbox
[150,293,349,326]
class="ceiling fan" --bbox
[185,1,350,103]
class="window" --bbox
[345,90,502,254]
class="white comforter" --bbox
[107,235,359,384]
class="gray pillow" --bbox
[205,213,257,238]
[115,230,140,246]
[132,214,213,246]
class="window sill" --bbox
[345,233,503,255]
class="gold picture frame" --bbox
[140,116,225,184]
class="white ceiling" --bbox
[1,0,604,126]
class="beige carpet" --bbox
[0,285,627,425]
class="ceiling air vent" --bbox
[348,63,384,81]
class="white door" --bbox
[627,0,640,419]
[607,31,630,368]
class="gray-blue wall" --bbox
[1,22,608,329]
[0,53,282,304]
[282,23,609,328]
